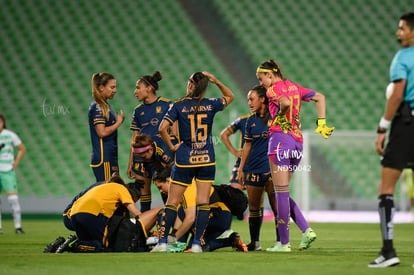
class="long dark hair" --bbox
[139,71,162,93]
[257,59,284,80]
[186,72,209,114]
[250,85,269,125]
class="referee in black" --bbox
[369,12,414,268]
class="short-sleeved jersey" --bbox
[163,97,225,167]
[88,101,118,166]
[63,181,104,218]
[226,114,250,168]
[132,134,178,177]
[179,182,229,212]
[0,129,22,172]
[130,97,172,137]
[390,46,414,108]
[151,134,177,166]
[70,182,134,218]
[243,113,271,174]
[267,79,316,143]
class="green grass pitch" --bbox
[0,218,413,274]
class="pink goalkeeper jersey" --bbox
[267,79,316,143]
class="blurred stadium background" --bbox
[0,0,412,214]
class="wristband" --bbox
[379,117,391,129]
[376,127,387,134]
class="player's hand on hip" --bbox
[169,141,183,153]
[314,118,334,139]
[273,113,293,134]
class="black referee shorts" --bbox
[381,110,414,170]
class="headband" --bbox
[132,145,152,154]
[140,77,157,91]
[256,67,278,73]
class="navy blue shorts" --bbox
[92,161,119,182]
[171,165,216,186]
[244,172,271,187]
[131,157,155,179]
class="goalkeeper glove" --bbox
[272,113,293,134]
[314,118,335,139]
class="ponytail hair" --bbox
[186,72,209,114]
[250,85,270,125]
[256,59,284,79]
[139,71,162,93]
[91,72,115,120]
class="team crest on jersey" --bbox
[151,118,159,126]
[156,106,162,113]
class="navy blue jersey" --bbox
[152,134,177,166]
[164,97,225,167]
[243,113,271,174]
[88,101,118,166]
[132,134,178,178]
[130,97,172,137]
[227,114,250,168]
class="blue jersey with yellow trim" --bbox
[243,113,271,173]
[152,134,177,166]
[164,97,225,167]
[130,97,172,136]
[88,101,118,166]
[227,114,250,169]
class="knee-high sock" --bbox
[275,185,290,245]
[139,194,152,212]
[289,197,309,232]
[158,205,177,244]
[194,204,210,246]
[8,195,21,229]
[379,194,395,251]
[248,209,262,243]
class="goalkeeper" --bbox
[255,59,334,252]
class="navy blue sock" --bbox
[249,209,262,243]
[193,204,210,246]
[158,205,177,244]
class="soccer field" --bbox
[0,219,412,275]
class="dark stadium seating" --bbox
[0,0,247,197]
[1,0,412,204]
